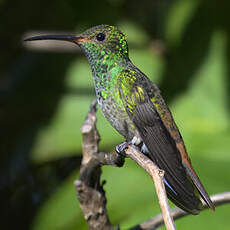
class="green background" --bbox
[1,0,230,229]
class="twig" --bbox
[125,145,176,230]
[132,192,230,230]
[74,100,124,230]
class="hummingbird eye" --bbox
[96,32,106,42]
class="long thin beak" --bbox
[24,34,87,44]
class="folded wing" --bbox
[119,80,204,213]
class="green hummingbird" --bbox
[25,25,214,214]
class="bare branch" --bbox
[132,192,230,230]
[74,100,123,230]
[125,145,176,230]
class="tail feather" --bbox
[184,163,215,211]
[164,178,202,214]
[141,143,203,214]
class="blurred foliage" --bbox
[1,0,230,229]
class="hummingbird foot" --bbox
[115,141,129,157]
[116,136,143,157]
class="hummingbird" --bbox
[25,25,214,214]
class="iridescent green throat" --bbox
[80,41,130,100]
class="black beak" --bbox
[24,34,86,44]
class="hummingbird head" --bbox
[78,25,129,60]
[24,25,129,62]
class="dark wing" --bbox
[150,83,215,211]
[119,83,202,213]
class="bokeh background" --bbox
[1,0,230,229]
